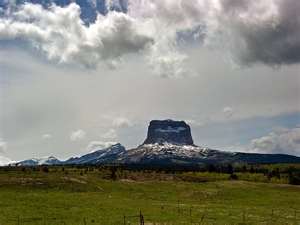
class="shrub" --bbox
[230,173,238,180]
[288,172,300,185]
[227,164,234,174]
[42,166,49,173]
[110,167,117,180]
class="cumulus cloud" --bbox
[42,134,52,139]
[223,107,234,118]
[70,129,86,141]
[185,118,211,127]
[1,0,299,77]
[101,128,117,140]
[250,127,300,156]
[112,117,132,128]
[0,140,7,153]
[215,0,300,66]
[0,140,11,166]
[0,3,153,67]
[0,156,12,166]
[130,0,300,67]
[87,141,117,152]
[147,46,188,78]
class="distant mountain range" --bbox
[15,156,61,166]
[14,119,300,167]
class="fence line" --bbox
[2,207,300,225]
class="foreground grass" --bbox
[0,169,299,225]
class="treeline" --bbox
[1,162,300,185]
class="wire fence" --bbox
[1,206,300,225]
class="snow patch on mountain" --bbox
[17,156,61,166]
[155,126,187,133]
[11,120,300,166]
[65,143,126,165]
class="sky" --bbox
[0,0,300,162]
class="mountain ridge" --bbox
[13,119,300,166]
[15,156,61,166]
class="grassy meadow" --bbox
[0,166,299,225]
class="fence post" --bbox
[271,209,274,217]
[139,210,144,225]
[200,213,205,225]
[17,215,20,225]
[123,215,126,225]
[189,206,192,225]
[83,217,87,225]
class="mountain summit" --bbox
[16,156,61,166]
[143,120,194,145]
[65,143,126,165]
[14,119,300,166]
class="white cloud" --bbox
[0,140,7,153]
[87,141,117,152]
[250,127,300,156]
[0,155,12,166]
[0,3,153,68]
[0,139,11,166]
[42,134,52,139]
[101,128,117,140]
[130,0,300,67]
[1,0,299,78]
[220,143,247,153]
[112,117,132,128]
[70,129,86,141]
[185,118,211,127]
[1,0,300,160]
[223,107,234,118]
[147,46,188,78]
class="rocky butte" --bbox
[143,120,194,145]
[15,119,300,166]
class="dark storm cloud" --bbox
[219,0,300,65]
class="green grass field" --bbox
[0,168,299,225]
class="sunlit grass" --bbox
[0,168,299,225]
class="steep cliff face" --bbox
[143,120,194,145]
